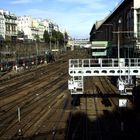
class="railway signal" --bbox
[68,58,140,106]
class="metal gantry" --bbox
[68,58,140,96]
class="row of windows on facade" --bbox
[138,18,140,40]
[18,18,30,21]
[0,26,4,29]
[20,22,30,24]
[0,30,4,34]
[0,20,4,23]
[6,25,16,31]
[0,18,16,22]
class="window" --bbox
[137,9,140,42]
[126,9,134,37]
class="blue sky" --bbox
[1,0,122,38]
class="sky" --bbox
[0,0,122,39]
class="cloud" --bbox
[11,0,32,4]
[56,0,107,9]
[56,0,102,4]
[10,0,43,4]
[9,0,120,38]
[23,8,108,38]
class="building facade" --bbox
[0,9,17,42]
[0,9,64,43]
[0,10,5,42]
[17,17,59,41]
[17,16,33,40]
[90,0,140,58]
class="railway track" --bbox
[0,50,139,140]
[0,76,68,138]
[66,75,138,140]
[0,57,66,93]
[97,76,118,107]
[0,50,87,140]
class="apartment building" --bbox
[0,9,62,42]
[17,16,33,40]
[90,0,140,58]
[32,19,46,40]
[0,9,17,42]
[0,10,5,42]
[18,17,59,41]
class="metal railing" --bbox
[69,58,140,68]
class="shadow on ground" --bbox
[12,104,140,140]
[65,106,140,140]
[11,86,140,140]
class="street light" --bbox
[49,31,52,51]
[103,20,121,59]
[35,42,39,67]
[113,30,135,58]
[118,19,121,59]
[64,34,65,52]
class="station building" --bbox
[90,0,140,58]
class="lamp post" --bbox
[64,34,65,52]
[102,21,121,58]
[35,42,39,68]
[49,31,52,51]
[118,19,121,59]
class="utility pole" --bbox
[49,31,52,51]
[118,20,121,59]
[118,19,121,80]
[17,107,23,139]
[64,32,66,52]
[35,42,39,68]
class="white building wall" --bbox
[17,16,33,39]
[38,23,45,39]
[17,17,63,41]
[134,0,140,38]
[53,24,59,31]
[0,9,17,41]
[42,20,49,32]
[0,13,5,40]
[32,19,46,40]
[134,0,140,8]
[134,0,140,50]
[18,17,52,40]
